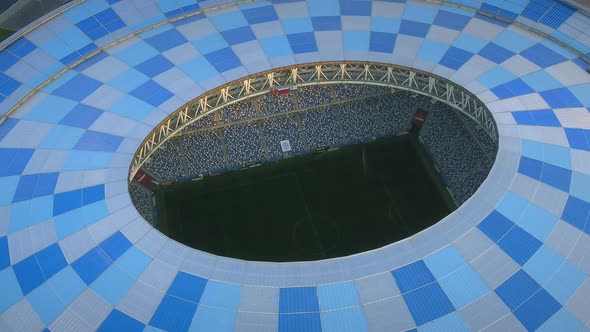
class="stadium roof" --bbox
[0,0,590,331]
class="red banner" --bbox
[270,88,290,95]
[412,108,428,128]
[134,168,153,187]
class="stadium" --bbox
[0,0,589,331]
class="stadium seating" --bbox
[183,131,226,176]
[339,101,379,143]
[224,123,265,167]
[375,92,429,136]
[219,100,257,123]
[458,112,497,158]
[128,183,154,224]
[448,166,490,204]
[143,139,185,181]
[421,104,495,204]
[184,113,216,131]
[296,85,333,108]
[300,106,343,149]
[258,92,296,116]
[262,115,306,159]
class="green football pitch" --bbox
[155,134,456,262]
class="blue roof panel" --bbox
[0,118,18,141]
[402,282,455,326]
[27,281,65,325]
[35,243,68,280]
[521,43,567,68]
[561,195,590,234]
[495,270,540,310]
[13,254,45,295]
[6,38,35,58]
[200,280,241,310]
[58,104,103,129]
[540,87,583,108]
[320,307,368,332]
[134,54,175,78]
[399,20,430,38]
[114,246,152,278]
[83,184,104,205]
[0,237,9,271]
[518,156,543,181]
[12,174,45,202]
[279,313,322,332]
[0,148,34,177]
[521,0,551,22]
[99,231,132,262]
[150,294,198,332]
[130,80,173,107]
[73,50,108,72]
[221,26,256,45]
[0,268,23,313]
[437,265,489,309]
[286,32,318,54]
[99,309,145,332]
[497,224,542,265]
[392,260,436,294]
[514,288,561,330]
[433,10,470,30]
[307,0,340,16]
[74,131,124,152]
[531,109,561,127]
[477,210,514,243]
[242,5,279,24]
[340,0,371,16]
[191,305,237,332]
[52,74,102,102]
[95,8,120,25]
[537,308,585,332]
[318,281,360,310]
[423,246,467,279]
[260,36,293,58]
[564,128,590,151]
[369,32,396,53]
[439,47,473,70]
[539,1,576,29]
[204,47,242,72]
[208,11,248,32]
[167,271,208,303]
[91,264,136,306]
[0,51,19,71]
[48,266,86,305]
[311,16,342,31]
[478,42,515,64]
[279,287,319,313]
[53,189,82,217]
[71,247,113,285]
[491,79,534,99]
[540,163,571,192]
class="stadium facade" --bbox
[0,0,590,331]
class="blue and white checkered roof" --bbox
[1,0,590,331]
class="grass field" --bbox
[156,134,455,262]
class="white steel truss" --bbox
[130,62,497,180]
